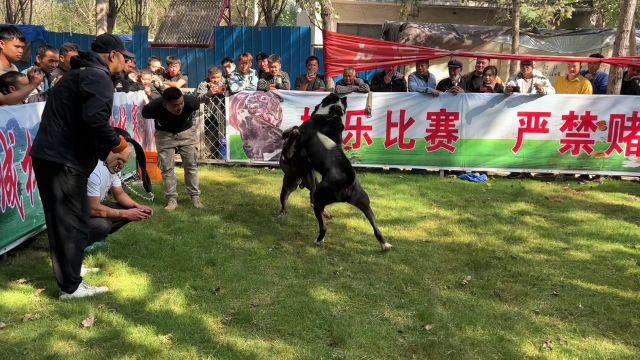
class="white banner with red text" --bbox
[1,91,150,254]
[226,91,640,175]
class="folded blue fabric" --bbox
[458,173,488,182]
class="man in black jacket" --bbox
[370,65,407,92]
[31,33,133,300]
[621,66,640,95]
[436,59,466,95]
[142,87,203,211]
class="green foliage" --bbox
[1,166,639,359]
[495,0,577,29]
[277,1,299,26]
[0,0,170,36]
[592,0,640,28]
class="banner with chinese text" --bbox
[227,91,640,175]
[1,91,150,255]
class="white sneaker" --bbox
[59,281,109,300]
[80,266,100,277]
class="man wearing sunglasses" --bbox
[31,33,134,300]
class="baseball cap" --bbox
[447,59,463,69]
[91,34,135,58]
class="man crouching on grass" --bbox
[87,159,153,248]
[142,87,204,211]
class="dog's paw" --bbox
[315,240,325,247]
[276,211,288,220]
[381,243,393,252]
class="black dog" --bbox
[278,94,346,217]
[278,127,317,216]
[280,93,392,251]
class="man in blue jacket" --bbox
[580,53,608,95]
[31,34,133,300]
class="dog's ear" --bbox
[340,96,347,108]
[282,126,299,140]
[113,127,132,140]
[281,128,300,160]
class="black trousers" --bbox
[33,158,89,294]
[88,201,130,244]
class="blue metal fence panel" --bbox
[28,26,313,89]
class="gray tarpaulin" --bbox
[381,21,640,54]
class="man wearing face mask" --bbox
[31,33,133,300]
[141,87,203,211]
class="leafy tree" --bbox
[258,0,289,26]
[297,0,335,31]
[495,0,576,29]
[3,0,33,24]
[592,0,640,27]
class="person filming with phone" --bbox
[257,54,290,92]
[295,55,327,92]
[505,59,555,96]
[197,65,227,98]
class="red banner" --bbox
[323,31,640,77]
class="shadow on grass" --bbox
[1,166,639,359]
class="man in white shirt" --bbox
[87,161,153,245]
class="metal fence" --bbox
[193,94,227,163]
[177,88,226,163]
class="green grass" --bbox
[1,166,639,359]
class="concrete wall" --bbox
[330,1,594,37]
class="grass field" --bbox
[1,166,639,359]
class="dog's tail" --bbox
[113,127,152,193]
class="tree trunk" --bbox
[5,0,14,23]
[253,0,258,25]
[607,0,637,94]
[135,0,144,26]
[96,0,108,35]
[260,0,273,26]
[320,0,335,32]
[107,0,119,34]
[630,26,637,56]
[509,0,520,77]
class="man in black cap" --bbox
[31,33,134,300]
[436,59,466,94]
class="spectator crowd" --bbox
[2,23,638,105]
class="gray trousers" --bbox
[156,126,200,200]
